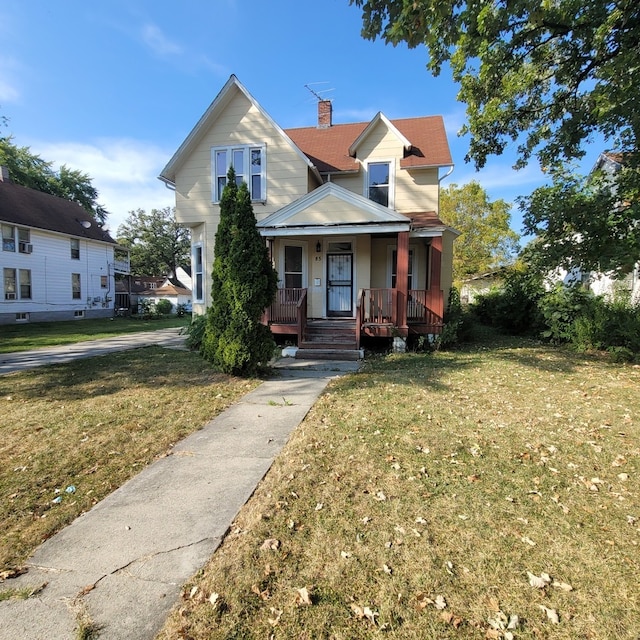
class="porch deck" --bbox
[263,288,444,347]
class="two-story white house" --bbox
[0,166,130,324]
[159,75,457,352]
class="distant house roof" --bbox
[285,115,453,174]
[0,173,116,244]
[139,281,191,296]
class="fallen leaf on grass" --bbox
[551,580,573,592]
[528,571,552,588]
[268,607,283,626]
[383,564,392,575]
[416,593,447,610]
[351,604,378,625]
[209,592,221,608]
[251,584,270,600]
[260,538,281,551]
[538,605,560,624]
[440,610,463,628]
[295,587,312,606]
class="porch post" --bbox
[426,236,444,320]
[396,231,409,332]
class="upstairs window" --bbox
[367,162,392,207]
[2,224,15,252]
[18,228,31,253]
[212,145,265,202]
[70,238,80,260]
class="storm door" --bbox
[326,253,353,317]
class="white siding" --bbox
[0,227,116,321]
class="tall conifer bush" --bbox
[202,167,278,375]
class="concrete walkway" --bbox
[0,330,360,639]
[0,327,188,375]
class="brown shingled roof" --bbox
[409,211,447,229]
[0,178,116,243]
[285,115,452,174]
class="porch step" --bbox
[299,341,358,350]
[303,320,357,349]
[295,348,362,361]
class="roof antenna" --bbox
[305,83,335,128]
[304,82,335,102]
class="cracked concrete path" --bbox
[0,356,360,639]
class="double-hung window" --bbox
[18,228,31,253]
[72,273,81,299]
[2,224,15,252]
[283,245,304,289]
[70,238,80,260]
[367,161,392,207]
[4,268,16,299]
[212,145,265,202]
[193,245,203,301]
[2,269,30,299]
[390,249,415,289]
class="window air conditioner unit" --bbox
[6,293,17,300]
[19,242,33,254]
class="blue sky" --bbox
[0,0,596,238]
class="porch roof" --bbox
[257,182,411,237]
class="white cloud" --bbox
[446,161,547,193]
[140,23,182,57]
[28,138,175,234]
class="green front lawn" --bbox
[0,316,190,354]
[157,336,640,640]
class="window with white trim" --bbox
[4,268,16,299]
[72,273,81,299]
[18,228,31,253]
[70,238,80,260]
[212,144,265,202]
[367,161,392,207]
[19,269,31,299]
[390,249,415,290]
[284,245,304,289]
[193,245,203,301]
[2,224,16,252]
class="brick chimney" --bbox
[0,166,10,182]
[318,100,332,128]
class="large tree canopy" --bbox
[440,181,519,281]
[0,136,108,223]
[351,0,640,273]
[116,207,190,277]
[352,0,639,170]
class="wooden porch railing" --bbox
[359,288,443,333]
[266,288,307,324]
[361,288,396,325]
[407,289,444,327]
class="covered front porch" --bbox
[261,232,446,351]
[256,182,454,353]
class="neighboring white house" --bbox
[546,152,640,303]
[0,166,130,324]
